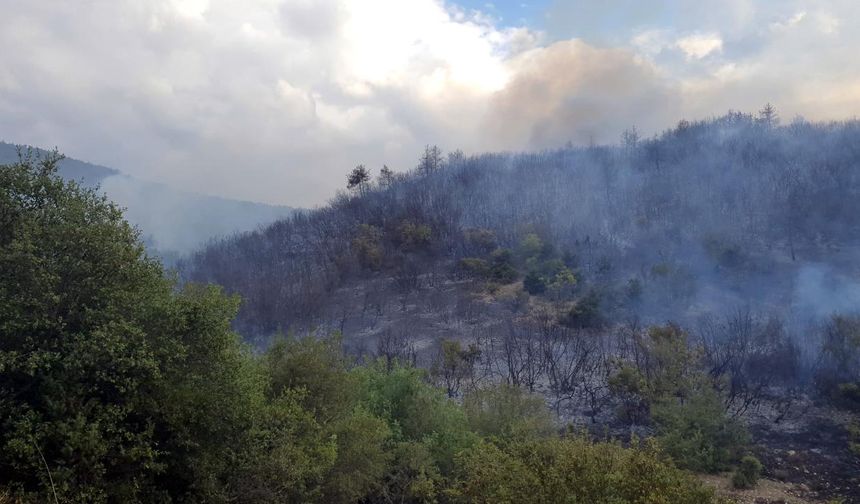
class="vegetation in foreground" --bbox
[0,154,726,503]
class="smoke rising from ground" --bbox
[794,264,860,319]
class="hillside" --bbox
[183,112,860,340]
[0,142,295,257]
[181,111,860,500]
[0,142,118,185]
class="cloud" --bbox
[676,33,723,60]
[2,0,860,206]
[0,0,526,206]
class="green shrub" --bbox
[396,221,431,252]
[457,257,490,279]
[380,441,442,503]
[608,365,650,424]
[523,270,547,294]
[523,260,577,297]
[463,384,555,441]
[731,455,763,489]
[448,436,717,504]
[431,339,481,397]
[652,385,749,473]
[352,362,478,474]
[625,277,643,302]
[265,333,358,421]
[519,233,544,259]
[703,235,746,269]
[463,228,497,255]
[489,248,518,283]
[560,290,602,328]
[848,421,860,457]
[608,325,750,472]
[352,224,384,270]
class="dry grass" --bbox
[700,473,830,504]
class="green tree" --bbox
[652,383,749,473]
[0,152,178,501]
[561,290,602,328]
[265,333,358,422]
[353,362,478,475]
[352,224,384,270]
[347,164,371,194]
[323,409,392,503]
[489,249,518,283]
[264,334,397,503]
[609,325,749,472]
[0,153,334,503]
[431,339,481,397]
[523,271,546,295]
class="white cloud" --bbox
[631,29,672,56]
[676,33,723,60]
[3,0,860,206]
[0,0,525,206]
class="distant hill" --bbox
[0,142,118,185]
[0,142,295,259]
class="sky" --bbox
[2,0,860,207]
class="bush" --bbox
[652,385,749,473]
[352,362,478,475]
[395,221,431,252]
[561,290,602,328]
[265,333,358,420]
[847,421,860,457]
[448,436,717,504]
[625,277,643,302]
[322,409,392,503]
[519,233,544,259]
[431,339,481,397]
[731,455,763,489]
[352,224,384,270]
[608,325,750,472]
[608,365,649,424]
[462,228,497,255]
[489,248,518,283]
[457,257,490,279]
[523,270,547,294]
[463,385,555,441]
[703,235,746,269]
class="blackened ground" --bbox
[749,405,860,502]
